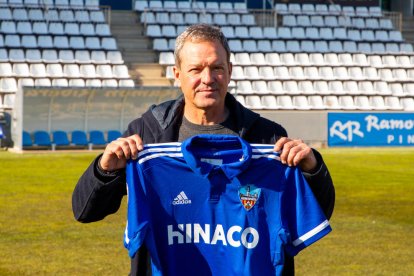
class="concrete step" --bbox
[116,38,152,50]
[110,11,138,25]
[136,77,173,86]
[129,63,166,78]
[123,51,158,63]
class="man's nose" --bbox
[200,68,214,83]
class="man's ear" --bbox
[228,62,233,77]
[173,66,181,87]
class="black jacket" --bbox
[72,93,335,275]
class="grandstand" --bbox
[0,0,413,150]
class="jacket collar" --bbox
[148,93,260,138]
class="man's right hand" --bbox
[99,134,144,172]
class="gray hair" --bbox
[174,24,231,68]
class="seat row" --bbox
[274,3,382,17]
[235,94,413,111]
[22,129,121,150]
[0,48,124,64]
[0,63,130,79]
[0,7,105,22]
[0,77,135,93]
[0,34,118,50]
[141,11,256,26]
[135,0,248,13]
[0,21,111,37]
[282,15,394,30]
[229,80,414,97]
[154,38,413,54]
[160,52,414,68]
[0,0,99,9]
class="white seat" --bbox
[235,81,253,95]
[234,53,251,65]
[0,7,12,20]
[30,63,47,78]
[118,79,135,87]
[0,63,13,77]
[288,3,301,13]
[298,81,314,94]
[234,95,246,106]
[310,15,324,27]
[96,64,113,78]
[16,22,32,35]
[319,27,333,40]
[158,52,174,65]
[283,15,296,26]
[18,78,34,89]
[295,53,310,66]
[315,4,328,14]
[13,63,30,77]
[252,81,269,94]
[323,95,341,109]
[363,67,379,80]
[374,81,391,95]
[277,27,292,39]
[231,66,244,80]
[328,81,345,95]
[389,83,404,96]
[354,96,372,110]
[241,14,255,26]
[339,96,356,110]
[375,30,389,42]
[353,53,368,66]
[385,96,403,110]
[90,11,106,23]
[392,68,408,81]
[318,66,335,80]
[313,81,329,95]
[273,66,290,80]
[104,79,120,87]
[113,65,130,78]
[289,66,305,80]
[46,64,64,78]
[12,8,28,20]
[68,79,85,87]
[96,24,111,36]
[244,66,261,80]
[380,18,393,29]
[249,27,264,39]
[265,53,281,65]
[348,67,364,80]
[63,64,81,78]
[401,98,414,111]
[403,83,414,96]
[75,10,90,23]
[263,27,278,39]
[385,43,399,53]
[86,79,102,87]
[170,12,184,25]
[324,53,339,65]
[324,16,338,27]
[60,10,75,22]
[343,81,359,95]
[283,81,300,94]
[258,66,275,80]
[352,17,365,28]
[361,30,375,41]
[213,14,227,25]
[34,78,51,87]
[227,14,241,25]
[268,81,284,95]
[293,96,311,110]
[309,53,325,66]
[161,25,177,38]
[378,68,393,81]
[396,56,411,68]
[305,27,319,40]
[303,66,320,80]
[277,96,295,109]
[400,43,413,53]
[365,18,379,29]
[79,64,97,78]
[338,16,351,27]
[245,96,263,109]
[44,9,59,22]
[358,81,375,95]
[280,53,296,65]
[261,95,278,109]
[75,50,91,64]
[0,78,18,93]
[33,22,48,35]
[86,37,101,50]
[153,39,169,51]
[0,49,7,62]
[308,95,326,109]
[369,96,387,110]
[250,53,266,65]
[221,26,235,39]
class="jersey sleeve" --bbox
[281,166,332,257]
[124,160,150,258]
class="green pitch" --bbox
[0,148,413,275]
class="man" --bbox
[72,24,335,275]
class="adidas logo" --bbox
[172,191,192,205]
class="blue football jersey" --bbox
[124,134,331,276]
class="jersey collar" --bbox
[181,134,252,179]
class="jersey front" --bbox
[124,135,331,276]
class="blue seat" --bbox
[89,130,106,146]
[71,130,88,146]
[53,130,70,146]
[22,131,33,147]
[107,130,122,143]
[33,130,52,147]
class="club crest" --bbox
[239,185,261,211]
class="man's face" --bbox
[173,40,232,111]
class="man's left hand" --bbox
[274,137,317,173]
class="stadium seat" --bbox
[107,130,122,143]
[89,130,107,148]
[53,130,70,147]
[33,130,52,147]
[22,130,33,147]
[71,130,89,147]
[401,98,414,111]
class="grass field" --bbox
[0,148,413,275]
